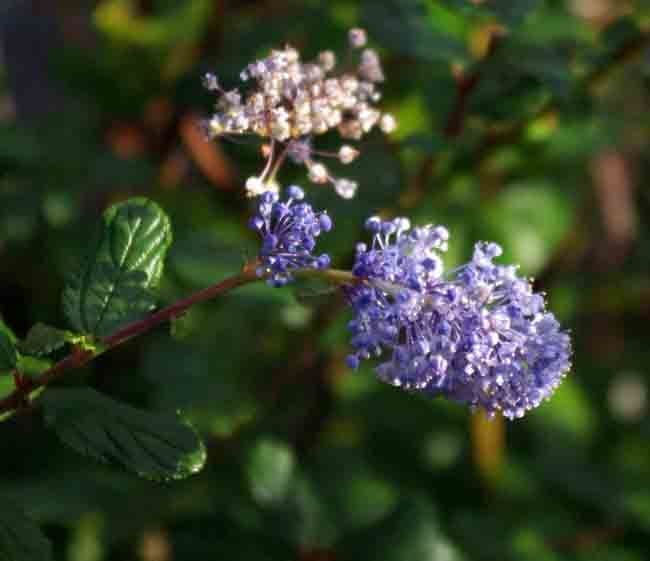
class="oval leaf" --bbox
[0,499,52,561]
[63,198,173,337]
[42,388,206,481]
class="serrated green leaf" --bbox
[62,198,173,337]
[0,499,52,561]
[18,323,73,356]
[42,388,206,481]
[0,319,18,374]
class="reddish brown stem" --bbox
[0,266,260,415]
[104,266,258,348]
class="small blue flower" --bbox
[345,218,571,419]
[249,186,332,286]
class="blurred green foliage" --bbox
[2,0,650,559]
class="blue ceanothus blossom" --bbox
[249,186,332,286]
[250,194,570,418]
[345,217,572,419]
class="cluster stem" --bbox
[0,265,355,416]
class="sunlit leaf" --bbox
[63,198,172,337]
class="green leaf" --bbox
[0,319,18,374]
[0,499,52,561]
[63,198,173,337]
[18,323,75,357]
[42,388,206,481]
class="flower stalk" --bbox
[0,264,358,417]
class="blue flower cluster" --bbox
[249,186,332,286]
[249,194,571,418]
[345,217,572,419]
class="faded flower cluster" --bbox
[203,28,396,199]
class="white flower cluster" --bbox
[203,28,396,198]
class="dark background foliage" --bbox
[1,0,650,559]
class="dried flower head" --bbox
[203,29,395,198]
